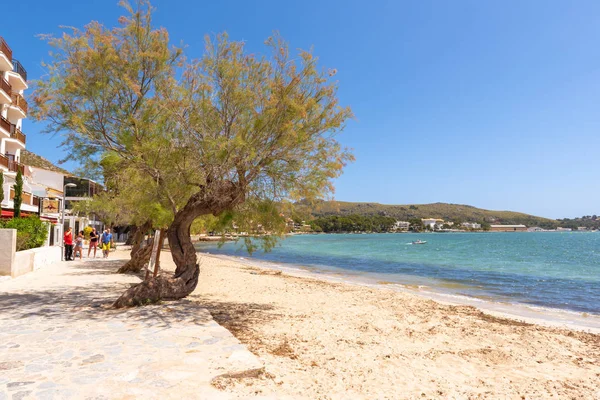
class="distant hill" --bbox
[20,150,72,176]
[296,200,559,229]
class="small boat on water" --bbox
[412,240,427,245]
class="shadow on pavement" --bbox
[0,260,214,328]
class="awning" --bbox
[1,210,35,218]
[40,215,59,223]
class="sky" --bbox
[3,0,600,219]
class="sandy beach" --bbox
[154,252,600,399]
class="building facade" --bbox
[0,36,42,219]
[63,176,104,234]
[489,224,527,232]
[393,221,410,231]
[462,222,482,230]
[421,218,445,229]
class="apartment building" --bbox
[0,36,41,217]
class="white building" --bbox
[462,222,481,230]
[421,218,445,229]
[393,221,410,231]
[0,37,40,219]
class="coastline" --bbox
[170,251,600,398]
[200,252,600,333]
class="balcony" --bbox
[12,60,27,82]
[0,37,12,71]
[9,124,26,145]
[0,115,10,135]
[7,59,27,91]
[8,93,27,120]
[7,160,25,175]
[0,153,8,170]
[0,77,11,104]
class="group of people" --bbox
[63,227,113,261]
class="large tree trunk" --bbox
[113,183,243,308]
[124,225,137,245]
[117,238,153,273]
[117,221,152,274]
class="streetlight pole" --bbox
[61,183,77,261]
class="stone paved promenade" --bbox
[0,253,264,399]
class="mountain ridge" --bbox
[20,150,72,176]
[296,200,558,229]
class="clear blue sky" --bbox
[4,0,600,219]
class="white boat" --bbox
[412,240,427,245]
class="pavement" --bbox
[0,252,264,399]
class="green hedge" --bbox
[0,217,49,251]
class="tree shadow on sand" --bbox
[190,294,280,352]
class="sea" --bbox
[195,232,600,324]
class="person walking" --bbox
[73,230,84,260]
[101,228,113,259]
[88,227,99,258]
[64,227,74,261]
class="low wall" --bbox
[0,229,16,276]
[0,229,61,278]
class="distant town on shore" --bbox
[285,215,597,234]
[285,200,600,234]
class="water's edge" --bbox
[198,251,600,333]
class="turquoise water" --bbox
[195,232,600,314]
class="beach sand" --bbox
[156,252,600,399]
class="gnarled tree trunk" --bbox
[125,225,137,245]
[117,221,153,274]
[113,183,243,308]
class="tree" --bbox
[0,173,4,204]
[33,1,353,307]
[72,161,173,273]
[13,169,23,218]
[408,218,423,232]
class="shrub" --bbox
[83,225,93,240]
[0,217,49,251]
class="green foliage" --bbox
[72,163,174,229]
[33,1,353,254]
[408,218,424,232]
[190,215,220,235]
[557,215,600,230]
[0,217,49,251]
[310,214,396,233]
[13,169,23,218]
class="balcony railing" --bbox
[0,76,11,96]
[0,115,9,133]
[9,124,26,144]
[7,160,25,175]
[22,192,32,205]
[11,93,27,114]
[0,37,12,61]
[0,154,8,169]
[11,59,27,82]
